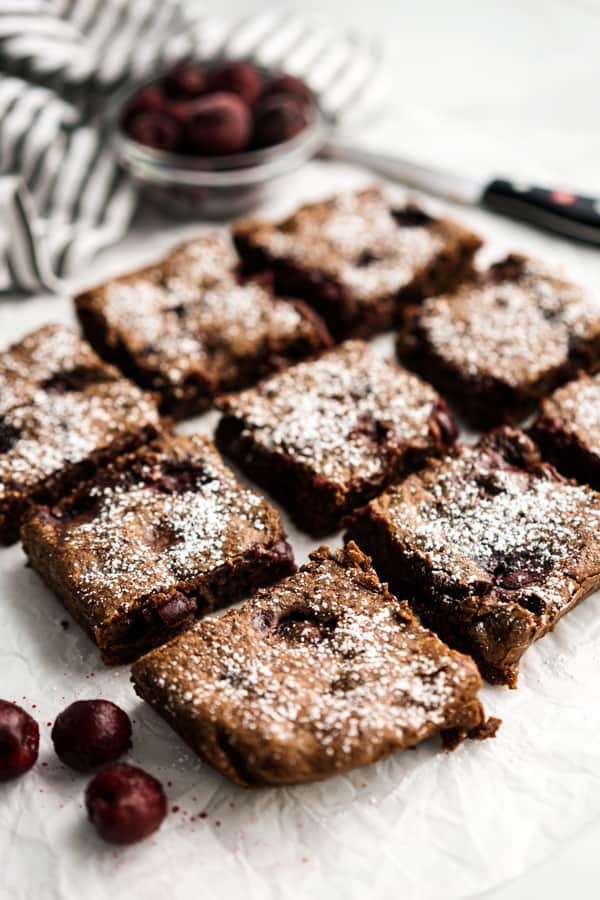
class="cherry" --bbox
[262,74,313,106]
[163,63,207,99]
[123,86,167,121]
[252,94,309,148]
[0,700,39,781]
[85,763,167,845]
[125,111,181,152]
[208,61,262,106]
[51,700,132,772]
[184,92,251,156]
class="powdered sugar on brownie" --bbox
[218,341,444,485]
[132,546,485,781]
[0,381,159,498]
[87,233,323,392]
[416,256,600,384]
[373,437,600,622]
[0,324,107,415]
[246,188,447,301]
[42,436,283,616]
[539,372,600,455]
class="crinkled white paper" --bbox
[1,162,600,900]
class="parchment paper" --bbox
[1,161,600,900]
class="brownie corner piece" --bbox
[215,340,458,536]
[233,185,482,339]
[21,432,294,664]
[131,541,495,787]
[529,371,600,489]
[397,252,600,428]
[0,323,160,545]
[75,232,332,419]
[346,426,600,686]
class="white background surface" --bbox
[2,1,600,898]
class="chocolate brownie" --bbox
[346,427,600,687]
[75,232,332,419]
[132,543,497,787]
[397,253,600,428]
[21,433,295,664]
[529,371,600,489]
[233,186,482,339]
[215,341,458,536]
[0,324,160,545]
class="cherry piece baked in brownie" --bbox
[21,434,294,664]
[233,186,482,339]
[132,543,497,787]
[215,340,458,536]
[529,371,600,489]
[75,232,332,420]
[0,324,160,545]
[397,253,600,429]
[346,427,600,687]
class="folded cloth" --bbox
[0,0,386,295]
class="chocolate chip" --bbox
[156,592,196,629]
[274,608,337,643]
[52,490,100,523]
[430,399,458,446]
[392,205,433,227]
[0,419,20,453]
[154,463,214,494]
[41,366,111,393]
[356,250,381,267]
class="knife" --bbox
[320,139,600,246]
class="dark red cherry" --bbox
[125,111,181,152]
[0,700,39,781]
[184,92,251,156]
[51,700,132,772]
[163,63,207,99]
[85,763,167,845]
[252,94,309,148]
[262,74,313,106]
[208,61,262,106]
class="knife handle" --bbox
[482,179,600,245]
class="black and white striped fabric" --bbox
[0,0,386,295]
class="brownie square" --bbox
[75,232,332,420]
[0,324,160,545]
[215,340,458,536]
[21,434,295,664]
[132,543,497,787]
[397,253,600,428]
[346,427,600,687]
[233,186,482,339]
[530,371,600,489]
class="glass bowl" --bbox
[112,76,327,219]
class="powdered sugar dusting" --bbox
[94,233,315,390]
[133,549,481,772]
[0,382,158,497]
[219,341,444,486]
[0,324,105,415]
[375,438,600,621]
[43,437,282,619]
[246,188,447,301]
[416,257,600,384]
[540,372,600,455]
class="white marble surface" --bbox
[2,2,600,898]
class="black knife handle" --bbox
[482,179,600,245]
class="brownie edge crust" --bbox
[345,428,600,687]
[131,544,497,788]
[21,433,295,665]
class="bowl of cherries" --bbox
[116,60,324,218]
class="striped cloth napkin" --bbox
[0,0,386,295]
